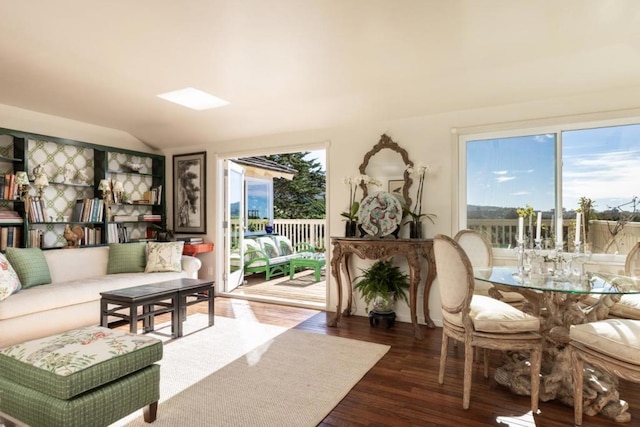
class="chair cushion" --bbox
[443,295,540,333]
[5,247,51,288]
[570,318,640,365]
[0,325,162,400]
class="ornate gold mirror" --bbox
[359,134,413,208]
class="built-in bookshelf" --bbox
[0,128,166,249]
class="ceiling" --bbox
[1,1,640,149]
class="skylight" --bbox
[157,87,229,110]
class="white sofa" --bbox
[0,245,202,348]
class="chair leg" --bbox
[438,330,448,384]
[463,342,474,409]
[530,346,540,412]
[570,347,584,426]
[483,348,490,378]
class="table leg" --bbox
[129,303,139,334]
[290,263,296,279]
[100,299,108,327]
[172,294,182,338]
[314,265,321,282]
[208,287,215,326]
[143,304,154,333]
[406,251,424,340]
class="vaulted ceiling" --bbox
[1,1,640,149]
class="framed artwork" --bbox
[388,179,404,196]
[173,152,206,234]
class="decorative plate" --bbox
[358,192,403,237]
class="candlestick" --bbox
[556,217,563,247]
[518,217,524,242]
[536,211,542,241]
[575,212,582,245]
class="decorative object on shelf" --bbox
[76,168,89,184]
[358,192,403,238]
[63,224,85,248]
[112,180,124,203]
[341,174,381,237]
[33,172,49,198]
[63,164,75,183]
[404,162,435,237]
[173,152,206,234]
[353,258,409,313]
[31,164,44,181]
[14,171,29,201]
[124,162,144,173]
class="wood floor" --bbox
[176,297,640,426]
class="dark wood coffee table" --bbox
[100,278,215,338]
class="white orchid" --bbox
[404,162,436,224]
[341,174,381,221]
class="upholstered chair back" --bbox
[454,230,492,268]
[625,242,640,277]
[434,234,474,317]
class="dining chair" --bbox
[608,242,640,320]
[453,229,526,307]
[569,318,640,425]
[434,234,542,410]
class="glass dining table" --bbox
[474,266,640,423]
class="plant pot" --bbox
[372,291,395,313]
[409,220,422,239]
[345,220,358,237]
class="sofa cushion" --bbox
[107,242,147,274]
[5,247,51,288]
[256,237,280,258]
[145,241,184,273]
[0,253,21,301]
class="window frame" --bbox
[456,114,640,263]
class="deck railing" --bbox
[244,218,326,249]
[468,219,640,255]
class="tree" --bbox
[266,152,326,219]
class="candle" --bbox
[518,217,524,242]
[536,211,542,240]
[556,217,563,246]
[575,212,582,244]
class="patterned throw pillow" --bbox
[5,247,51,288]
[107,242,147,274]
[0,252,21,301]
[145,241,184,273]
[259,238,279,258]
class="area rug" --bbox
[110,313,289,426]
[122,320,390,426]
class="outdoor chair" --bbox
[434,234,542,410]
[454,229,526,308]
[233,236,314,281]
[569,318,640,425]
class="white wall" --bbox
[0,104,157,153]
[5,84,640,328]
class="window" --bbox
[245,177,273,231]
[460,120,640,255]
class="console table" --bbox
[328,237,437,339]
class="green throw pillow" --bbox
[5,247,52,288]
[107,242,147,274]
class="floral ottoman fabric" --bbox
[0,325,162,400]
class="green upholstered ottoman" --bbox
[0,326,162,427]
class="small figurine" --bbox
[76,168,89,184]
[32,164,44,180]
[64,164,75,183]
[63,224,84,248]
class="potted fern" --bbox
[353,258,409,313]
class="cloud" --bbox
[492,170,508,175]
[496,176,516,183]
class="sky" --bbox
[304,149,326,171]
[467,123,640,213]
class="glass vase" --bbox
[409,220,423,239]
